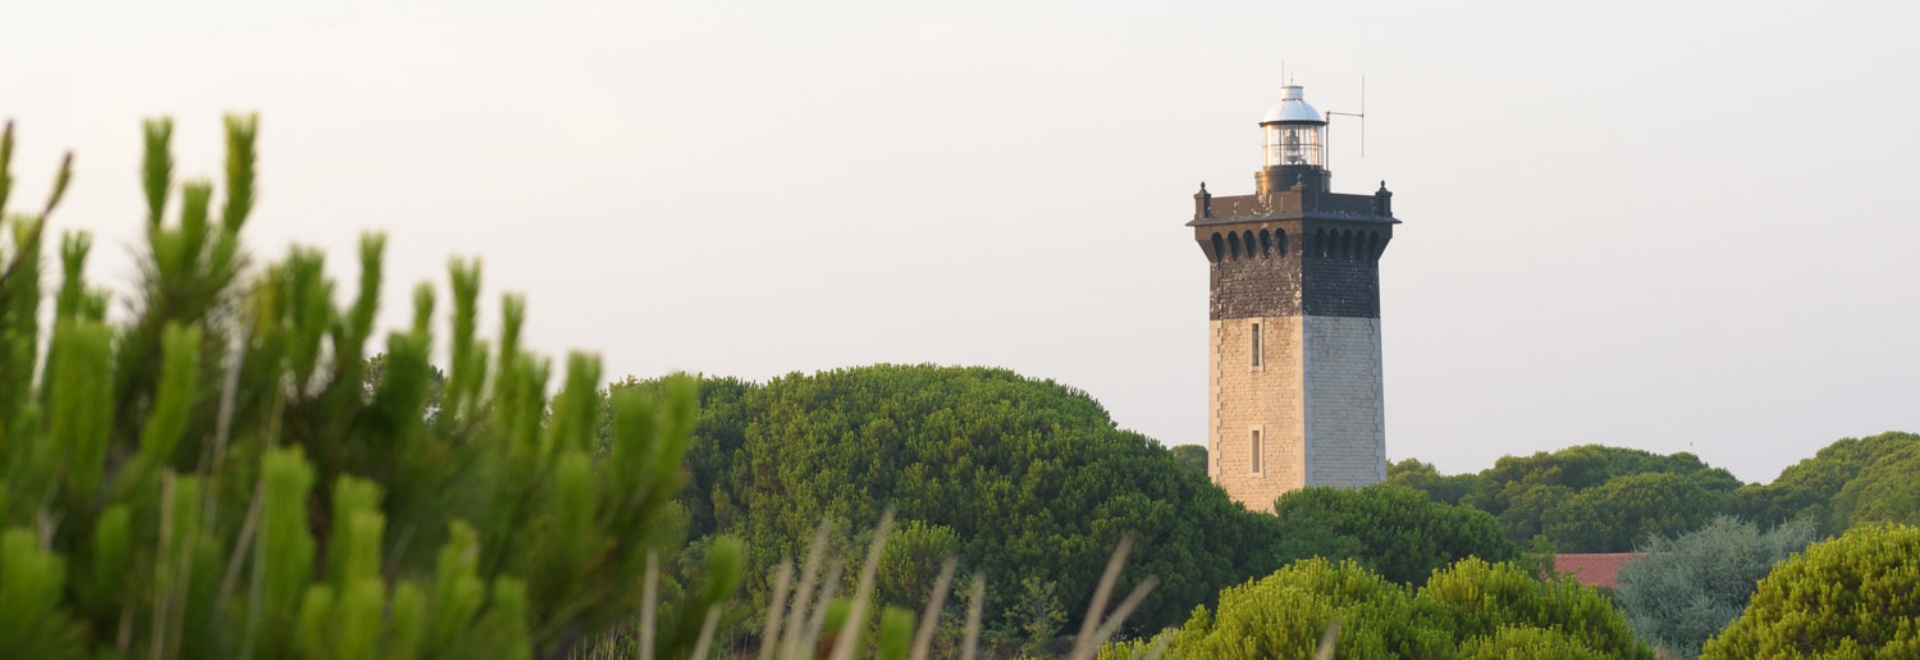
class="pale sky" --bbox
[6,0,1917,484]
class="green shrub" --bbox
[1125,557,1653,659]
[0,119,738,658]
[1272,485,1519,585]
[876,519,961,611]
[1457,627,1611,660]
[1168,558,1448,660]
[1422,559,1650,659]
[1613,516,1816,657]
[1701,524,1920,659]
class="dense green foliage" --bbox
[1422,559,1648,658]
[1456,627,1613,660]
[618,366,1289,634]
[1170,444,1207,475]
[1825,441,1920,531]
[1387,437,1920,553]
[1385,459,1480,506]
[1271,485,1519,585]
[0,119,737,659]
[1613,517,1817,657]
[1458,445,1740,552]
[1139,557,1652,660]
[1166,558,1446,659]
[1701,524,1920,659]
[627,371,1551,641]
[1731,431,1919,533]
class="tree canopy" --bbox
[1385,459,1479,506]
[1701,523,1920,659]
[1383,439,1920,553]
[1124,557,1652,660]
[1271,485,1519,585]
[1824,441,1920,531]
[618,365,1291,633]
[1732,431,1919,533]
[1388,445,1742,552]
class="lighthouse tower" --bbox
[1188,84,1398,512]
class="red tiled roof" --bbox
[1552,553,1637,589]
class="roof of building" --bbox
[1552,553,1638,589]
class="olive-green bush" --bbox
[1123,557,1652,660]
[1456,627,1611,660]
[1271,485,1518,585]
[1421,559,1647,658]
[1701,523,1920,659]
[1167,558,1447,660]
[1612,516,1816,657]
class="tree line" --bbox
[1381,432,1920,552]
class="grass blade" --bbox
[757,559,793,660]
[907,557,957,660]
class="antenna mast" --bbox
[1325,76,1367,170]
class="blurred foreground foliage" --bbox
[0,118,741,659]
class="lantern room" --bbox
[1260,85,1326,169]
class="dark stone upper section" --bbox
[1189,177,1398,320]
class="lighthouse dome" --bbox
[1261,85,1324,124]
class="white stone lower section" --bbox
[1303,316,1387,488]
[1208,316,1384,512]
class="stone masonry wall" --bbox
[1201,219,1389,321]
[1209,317,1306,512]
[1304,316,1387,487]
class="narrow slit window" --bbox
[1250,430,1263,473]
[1250,323,1262,367]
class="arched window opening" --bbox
[1210,233,1225,263]
[1315,229,1329,258]
[1275,229,1288,258]
[1242,232,1256,260]
[1228,232,1241,261]
[1259,229,1272,257]
[1342,230,1355,260]
[1367,232,1380,260]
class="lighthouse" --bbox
[1189,84,1399,512]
